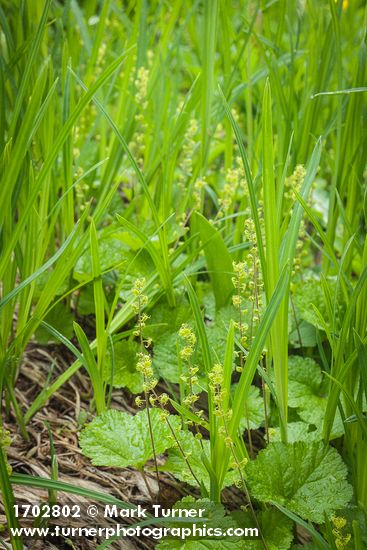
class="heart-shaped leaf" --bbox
[247,441,352,523]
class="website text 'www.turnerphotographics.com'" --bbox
[10,503,259,542]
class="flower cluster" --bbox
[331,516,351,550]
[244,218,263,312]
[232,261,248,305]
[217,161,246,218]
[208,363,231,422]
[136,352,157,392]
[178,118,198,188]
[232,260,249,354]
[132,278,150,341]
[132,278,148,312]
[208,363,234,449]
[131,279,150,346]
[129,66,150,168]
[74,167,90,210]
[292,219,308,278]
[135,66,149,109]
[193,177,207,210]
[229,457,248,471]
[232,217,264,352]
[131,278,157,396]
[283,165,315,285]
[178,324,196,360]
[95,42,107,76]
[178,324,200,408]
[284,164,306,201]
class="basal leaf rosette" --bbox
[247,441,353,524]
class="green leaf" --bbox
[214,304,241,331]
[0,448,23,550]
[145,293,191,341]
[276,493,331,549]
[116,215,174,304]
[157,539,245,549]
[291,545,319,550]
[152,309,231,384]
[152,332,183,384]
[156,497,242,549]
[247,441,353,524]
[293,278,342,331]
[77,285,96,315]
[288,320,317,348]
[32,271,69,300]
[74,234,127,281]
[206,324,230,364]
[80,408,180,469]
[293,279,327,330]
[35,303,74,343]
[103,340,143,394]
[287,356,344,439]
[73,321,105,414]
[198,284,217,320]
[232,509,293,550]
[169,401,210,432]
[238,385,266,431]
[90,219,106,372]
[288,356,323,402]
[269,422,320,443]
[191,212,233,309]
[162,431,239,491]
